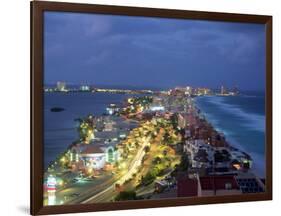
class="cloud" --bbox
[85,50,110,65]
[43,11,265,90]
[44,11,263,65]
[83,16,112,37]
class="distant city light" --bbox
[80,85,90,91]
[150,106,165,111]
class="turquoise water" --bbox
[195,92,265,177]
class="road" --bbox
[44,127,151,205]
[44,171,120,205]
[81,136,150,203]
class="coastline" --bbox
[44,92,146,168]
[43,91,266,205]
[45,93,266,177]
[194,95,265,178]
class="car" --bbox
[71,179,79,183]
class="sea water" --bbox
[44,92,132,169]
[195,92,265,178]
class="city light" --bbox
[47,175,57,193]
[58,179,64,186]
[60,157,66,163]
[87,168,93,174]
[43,82,261,205]
[119,162,126,169]
[150,106,165,111]
[128,98,134,104]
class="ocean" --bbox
[44,91,266,177]
[44,92,133,169]
[195,92,266,178]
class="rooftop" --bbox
[236,178,264,193]
[80,145,104,154]
[177,176,198,197]
[200,175,239,190]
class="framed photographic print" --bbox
[31,1,272,215]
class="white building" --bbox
[106,104,120,115]
[184,139,214,168]
[70,144,119,170]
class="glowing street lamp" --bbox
[60,156,66,163]
[87,167,93,174]
[119,162,126,169]
[57,178,64,186]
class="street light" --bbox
[60,157,66,163]
[87,167,93,175]
[58,179,64,186]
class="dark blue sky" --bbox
[44,11,265,91]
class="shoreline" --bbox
[44,91,266,205]
[194,96,265,178]
[43,92,146,168]
[45,93,265,178]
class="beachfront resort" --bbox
[44,83,265,205]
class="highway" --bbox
[81,136,150,204]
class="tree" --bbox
[115,191,137,201]
[172,154,190,177]
[144,145,150,153]
[141,172,156,185]
[170,114,179,130]
[179,154,189,171]
[153,156,162,164]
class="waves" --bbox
[199,111,234,137]
[205,96,265,132]
[224,135,265,177]
[195,95,266,178]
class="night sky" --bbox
[44,11,266,91]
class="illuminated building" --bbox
[193,87,211,96]
[106,104,120,115]
[70,144,119,170]
[104,120,116,131]
[220,85,227,95]
[80,85,90,91]
[169,87,186,96]
[150,106,165,111]
[177,113,187,129]
[80,145,106,170]
[186,86,193,96]
[56,81,66,92]
[46,175,57,193]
